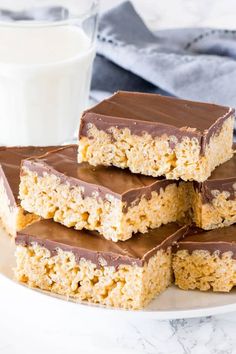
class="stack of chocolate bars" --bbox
[1,91,235,310]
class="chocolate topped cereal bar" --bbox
[78,91,234,182]
[19,145,190,242]
[190,145,236,229]
[173,225,236,292]
[15,220,188,309]
[0,146,56,236]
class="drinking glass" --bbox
[0,0,99,145]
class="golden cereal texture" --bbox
[78,116,234,182]
[19,171,190,241]
[190,187,236,230]
[0,178,39,237]
[173,249,236,292]
[15,244,172,310]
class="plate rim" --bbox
[2,272,236,320]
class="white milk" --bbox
[0,25,95,145]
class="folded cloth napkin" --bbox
[91,1,236,137]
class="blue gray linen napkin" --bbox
[91,1,236,137]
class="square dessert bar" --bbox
[173,225,236,292]
[190,145,236,230]
[0,146,56,236]
[15,220,188,310]
[78,91,235,182]
[19,145,190,242]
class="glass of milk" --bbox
[0,0,98,146]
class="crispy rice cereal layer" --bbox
[19,171,189,241]
[78,116,234,182]
[15,244,172,310]
[173,249,236,292]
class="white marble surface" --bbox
[1,275,236,354]
[101,0,236,30]
[1,1,236,353]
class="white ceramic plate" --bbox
[1,226,236,320]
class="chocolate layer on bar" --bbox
[193,144,236,202]
[79,91,233,152]
[16,220,188,267]
[22,145,177,209]
[175,225,236,258]
[0,146,57,207]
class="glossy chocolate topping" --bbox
[79,91,233,152]
[194,144,236,203]
[0,146,58,206]
[22,145,177,210]
[16,220,189,267]
[175,225,236,258]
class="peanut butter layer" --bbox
[79,91,233,153]
[175,225,236,257]
[0,146,57,207]
[16,220,188,267]
[21,145,177,209]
